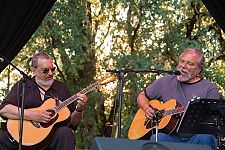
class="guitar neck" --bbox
[55,82,100,112]
[164,106,185,116]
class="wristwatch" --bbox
[75,105,83,112]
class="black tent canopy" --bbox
[0,0,56,72]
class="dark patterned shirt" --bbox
[0,77,75,119]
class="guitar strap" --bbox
[1,125,15,143]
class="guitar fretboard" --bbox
[164,106,185,116]
[54,82,99,112]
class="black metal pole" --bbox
[116,71,125,138]
[18,78,26,150]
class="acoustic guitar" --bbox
[7,75,116,149]
[128,99,185,140]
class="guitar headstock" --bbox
[98,75,116,85]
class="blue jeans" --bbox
[150,133,217,150]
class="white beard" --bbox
[36,78,54,87]
[177,68,199,82]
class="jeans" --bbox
[150,133,217,150]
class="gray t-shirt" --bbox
[144,75,220,107]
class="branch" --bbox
[185,1,201,39]
[127,1,143,53]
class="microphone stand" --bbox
[153,110,160,142]
[106,68,180,138]
[0,54,57,150]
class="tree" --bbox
[0,0,224,149]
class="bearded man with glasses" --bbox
[0,52,88,150]
[136,48,220,150]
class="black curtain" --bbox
[0,0,56,73]
[202,0,225,32]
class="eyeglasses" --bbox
[41,67,56,74]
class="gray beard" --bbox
[177,70,199,82]
[36,78,54,87]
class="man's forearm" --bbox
[137,91,150,111]
[70,110,83,128]
[0,104,21,119]
[0,104,35,121]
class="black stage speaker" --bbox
[90,137,211,150]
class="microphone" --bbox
[168,70,181,75]
[0,57,4,63]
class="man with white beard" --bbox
[137,48,220,150]
[0,52,88,150]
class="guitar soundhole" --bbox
[146,121,153,129]
[40,109,58,128]
[156,110,164,120]
[146,110,164,129]
[46,109,55,117]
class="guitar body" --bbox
[7,98,71,149]
[5,75,116,149]
[128,99,182,140]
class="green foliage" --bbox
[0,0,225,149]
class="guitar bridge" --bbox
[31,120,41,128]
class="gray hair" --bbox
[31,52,51,68]
[180,48,205,71]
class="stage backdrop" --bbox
[0,0,224,73]
[202,0,225,32]
[0,0,56,72]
